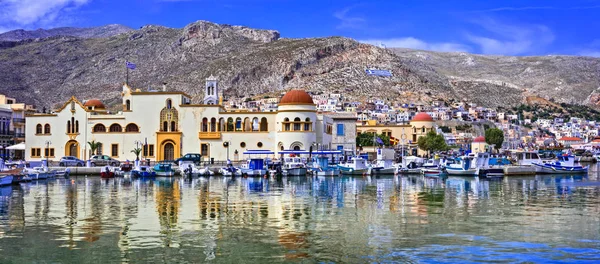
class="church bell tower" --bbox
[203,75,219,105]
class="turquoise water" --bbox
[0,171,599,263]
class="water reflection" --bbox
[0,172,598,263]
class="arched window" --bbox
[159,106,178,132]
[227,118,234,131]
[125,123,139,132]
[235,118,242,131]
[71,117,75,133]
[44,124,51,134]
[93,124,106,133]
[293,117,301,131]
[109,124,122,132]
[219,118,225,132]
[126,99,131,111]
[304,117,311,131]
[36,124,42,134]
[163,121,168,132]
[283,117,290,131]
[210,118,216,132]
[243,117,251,131]
[66,121,71,133]
[260,117,268,131]
[166,99,172,109]
[252,117,259,131]
[202,118,208,132]
[171,121,176,132]
[75,120,79,133]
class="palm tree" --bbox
[87,140,100,156]
[131,147,142,161]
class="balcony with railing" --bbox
[13,118,25,124]
[198,132,221,139]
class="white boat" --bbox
[240,158,268,176]
[283,157,307,176]
[338,157,369,175]
[503,150,542,175]
[475,153,504,177]
[220,165,242,176]
[396,156,424,174]
[369,148,396,175]
[445,155,479,176]
[533,155,588,174]
[23,166,56,180]
[180,162,214,176]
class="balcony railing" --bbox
[198,132,221,139]
[13,118,25,124]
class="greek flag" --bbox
[126,61,136,70]
[376,137,384,145]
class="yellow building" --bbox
[357,112,435,156]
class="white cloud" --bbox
[0,0,90,28]
[465,18,555,55]
[333,6,366,30]
[360,37,470,52]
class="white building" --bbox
[25,78,336,162]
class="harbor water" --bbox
[0,169,599,263]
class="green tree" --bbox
[87,140,100,156]
[417,130,448,154]
[356,132,390,147]
[484,128,504,151]
[131,147,142,161]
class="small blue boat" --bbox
[153,162,175,177]
[533,155,588,174]
[132,166,156,178]
[309,156,340,176]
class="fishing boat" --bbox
[153,162,175,176]
[240,150,273,176]
[503,150,543,175]
[445,155,480,176]
[308,155,340,176]
[180,162,213,176]
[421,167,444,176]
[282,157,307,176]
[100,166,115,178]
[338,157,369,175]
[396,156,425,174]
[23,167,55,180]
[220,165,242,176]
[475,153,505,177]
[131,166,156,178]
[533,155,588,174]
[369,148,396,175]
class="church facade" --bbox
[25,77,337,162]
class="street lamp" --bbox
[223,141,230,161]
[45,140,52,168]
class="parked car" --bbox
[59,156,85,167]
[174,153,202,164]
[90,155,120,167]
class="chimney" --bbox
[162,82,167,92]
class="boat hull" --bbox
[533,164,588,174]
[286,168,307,176]
[0,176,13,186]
[446,167,479,176]
[421,168,443,176]
[370,167,396,175]
[155,171,175,177]
[479,168,504,177]
[241,169,267,176]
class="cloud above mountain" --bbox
[0,0,91,29]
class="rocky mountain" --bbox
[0,24,133,41]
[391,48,600,107]
[0,20,599,111]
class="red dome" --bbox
[411,112,433,122]
[83,99,105,109]
[280,90,314,104]
[473,136,486,143]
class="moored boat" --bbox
[153,162,175,176]
[283,157,307,176]
[533,155,588,174]
[503,150,543,176]
[445,155,479,176]
[338,157,369,175]
[0,175,13,186]
[131,166,156,178]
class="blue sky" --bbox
[0,0,599,56]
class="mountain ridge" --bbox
[0,20,599,111]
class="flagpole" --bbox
[126,62,129,86]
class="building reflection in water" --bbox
[155,179,181,248]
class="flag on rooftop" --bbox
[126,61,136,70]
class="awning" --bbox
[243,150,275,155]
[6,143,25,150]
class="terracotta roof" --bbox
[473,136,486,143]
[280,90,314,104]
[83,99,105,109]
[411,112,433,122]
[559,137,583,141]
